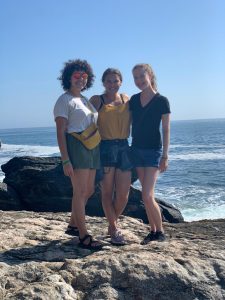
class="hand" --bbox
[159,157,168,173]
[63,162,74,177]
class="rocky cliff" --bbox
[0,211,225,300]
[1,156,183,223]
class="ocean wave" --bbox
[170,144,224,149]
[154,185,225,221]
[0,143,59,156]
[182,204,225,221]
[170,152,225,160]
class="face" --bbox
[70,71,88,90]
[132,67,151,91]
[103,73,122,94]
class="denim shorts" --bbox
[131,147,162,168]
[100,139,133,171]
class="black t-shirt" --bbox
[129,92,171,149]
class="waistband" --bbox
[101,139,128,145]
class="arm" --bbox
[89,95,101,111]
[55,117,74,177]
[159,113,170,173]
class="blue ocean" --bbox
[1,119,225,222]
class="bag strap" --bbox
[82,96,96,113]
[120,94,125,104]
[70,131,82,141]
[98,95,105,111]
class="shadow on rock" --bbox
[2,238,102,265]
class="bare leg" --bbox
[69,169,96,228]
[136,167,163,232]
[70,169,90,237]
[114,169,131,219]
[86,169,96,200]
[101,167,117,232]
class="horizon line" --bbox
[0,117,225,130]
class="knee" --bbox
[76,188,90,199]
[101,191,113,202]
[115,194,129,204]
[142,194,155,206]
[87,186,95,199]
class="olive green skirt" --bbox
[66,133,100,169]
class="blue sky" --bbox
[0,0,225,129]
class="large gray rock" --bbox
[0,211,225,299]
[1,156,184,223]
[0,182,21,210]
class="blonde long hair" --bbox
[132,63,157,91]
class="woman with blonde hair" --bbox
[130,63,171,244]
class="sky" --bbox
[0,0,225,129]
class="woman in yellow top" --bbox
[90,68,132,245]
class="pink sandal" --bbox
[110,230,127,246]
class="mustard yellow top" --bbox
[97,96,131,140]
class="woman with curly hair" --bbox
[54,59,102,250]
[90,68,132,245]
[130,63,171,244]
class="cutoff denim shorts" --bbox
[131,147,162,168]
[100,139,133,171]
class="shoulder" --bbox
[129,92,140,104]
[130,92,141,101]
[129,93,140,111]
[54,93,70,107]
[156,93,171,113]
[156,93,169,103]
[89,95,102,111]
[121,93,129,103]
[54,93,71,119]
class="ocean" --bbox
[0,119,225,222]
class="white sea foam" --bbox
[0,143,59,156]
[182,204,225,221]
[155,185,225,221]
[170,144,224,149]
[170,151,225,161]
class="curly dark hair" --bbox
[101,68,123,83]
[58,59,95,91]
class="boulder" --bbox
[0,211,224,299]
[0,182,22,210]
[1,156,184,223]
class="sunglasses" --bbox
[72,72,88,80]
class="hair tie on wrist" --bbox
[62,159,70,166]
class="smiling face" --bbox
[132,67,152,91]
[70,71,88,91]
[103,73,122,94]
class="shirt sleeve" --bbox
[53,95,69,120]
[161,97,171,115]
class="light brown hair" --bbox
[132,63,157,91]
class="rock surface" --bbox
[1,156,184,223]
[0,211,225,300]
